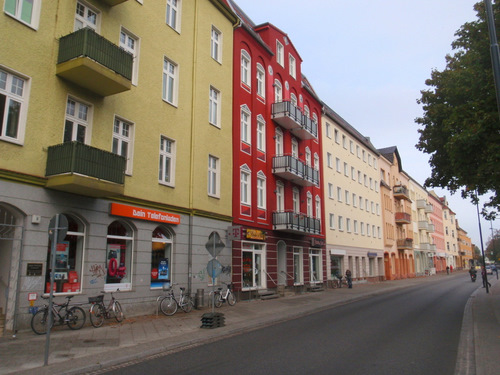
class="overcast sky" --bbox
[233,0,498,250]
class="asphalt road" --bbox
[101,275,478,375]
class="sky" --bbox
[233,0,498,250]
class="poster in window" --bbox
[158,258,169,280]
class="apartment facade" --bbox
[322,105,384,283]
[0,0,238,332]
[227,0,326,296]
[457,220,473,268]
[441,197,459,269]
[429,191,446,272]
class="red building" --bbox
[227,1,326,296]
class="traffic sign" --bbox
[206,258,223,279]
[205,231,225,258]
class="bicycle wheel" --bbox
[227,292,236,306]
[31,309,52,335]
[112,301,124,322]
[66,306,86,330]
[160,296,177,316]
[90,304,105,328]
[214,294,223,308]
[180,296,193,313]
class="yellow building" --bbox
[322,104,384,284]
[441,197,459,270]
[457,221,473,269]
[0,0,237,332]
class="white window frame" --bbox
[257,172,266,209]
[120,27,140,86]
[241,50,251,87]
[112,116,134,175]
[240,165,251,206]
[293,188,300,214]
[74,1,99,31]
[289,54,296,78]
[275,127,283,155]
[328,183,334,199]
[307,192,313,217]
[327,153,332,169]
[329,213,335,229]
[325,122,331,138]
[276,181,284,211]
[256,63,265,98]
[241,105,251,144]
[166,0,181,32]
[209,86,221,127]
[159,136,176,186]
[64,96,91,144]
[338,216,344,231]
[257,115,266,152]
[0,66,30,145]
[337,187,342,202]
[315,196,321,220]
[4,0,41,29]
[211,26,222,63]
[162,57,178,106]
[274,79,282,102]
[208,154,220,198]
[336,158,341,173]
[276,40,284,67]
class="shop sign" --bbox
[227,226,243,241]
[110,203,180,225]
[311,238,325,247]
[27,263,43,276]
[367,252,378,258]
[245,229,266,241]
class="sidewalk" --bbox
[0,272,497,375]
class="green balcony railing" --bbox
[46,142,126,184]
[58,27,133,80]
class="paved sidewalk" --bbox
[0,272,498,375]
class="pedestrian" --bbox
[491,264,499,280]
[446,265,450,275]
[481,266,492,288]
[450,265,453,273]
[335,271,343,288]
[345,269,352,288]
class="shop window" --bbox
[45,215,84,294]
[310,249,322,283]
[151,227,173,288]
[105,220,133,291]
[242,242,264,289]
[293,247,303,285]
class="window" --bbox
[345,190,350,205]
[336,158,341,172]
[240,105,251,144]
[305,147,311,167]
[240,165,251,205]
[242,243,265,288]
[328,183,334,199]
[327,153,332,168]
[344,162,348,176]
[337,187,342,202]
[360,222,365,235]
[257,116,265,152]
[314,154,320,172]
[4,0,41,29]
[74,1,98,31]
[290,93,298,107]
[293,247,303,285]
[293,188,300,213]
[342,135,347,149]
[241,50,251,87]
[354,220,358,234]
[325,122,331,138]
[105,221,133,291]
[338,216,344,231]
[166,0,181,32]
[353,193,357,207]
[44,215,85,294]
[209,86,220,127]
[274,79,282,102]
[0,68,29,143]
[276,182,284,211]
[256,64,265,98]
[315,196,321,219]
[334,129,339,143]
[356,145,360,157]
[151,227,173,288]
[291,138,298,158]
[162,57,178,106]
[346,218,351,233]
[208,155,219,197]
[275,128,283,155]
[211,26,222,62]
[112,117,133,175]
[289,54,296,78]
[257,172,266,209]
[350,140,354,153]
[310,249,321,283]
[329,214,335,229]
[120,28,139,85]
[307,192,313,217]
[159,136,175,186]
[276,40,284,66]
[64,97,90,144]
[351,167,356,180]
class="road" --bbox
[100,274,478,375]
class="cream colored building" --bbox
[0,0,237,332]
[441,197,459,269]
[322,104,384,283]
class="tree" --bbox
[416,1,500,219]
[486,228,500,261]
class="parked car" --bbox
[486,265,493,275]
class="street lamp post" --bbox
[484,0,500,119]
[475,193,490,293]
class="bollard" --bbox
[195,288,204,309]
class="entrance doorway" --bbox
[277,241,287,286]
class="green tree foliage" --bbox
[486,228,500,262]
[416,1,500,219]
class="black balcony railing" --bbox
[273,211,321,234]
[46,141,126,184]
[58,27,133,80]
[271,101,303,128]
[272,155,319,187]
[300,115,318,138]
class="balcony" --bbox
[291,115,318,140]
[272,101,302,131]
[395,211,411,224]
[56,27,133,96]
[418,221,430,231]
[417,199,433,213]
[272,155,319,187]
[397,238,413,250]
[420,243,437,252]
[273,211,321,235]
[45,141,126,197]
[100,0,129,5]
[393,185,411,201]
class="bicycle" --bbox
[332,277,348,288]
[210,282,236,308]
[159,284,193,316]
[88,291,124,328]
[31,295,86,335]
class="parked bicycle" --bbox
[88,290,124,328]
[159,284,193,316]
[209,282,236,308]
[332,277,348,288]
[31,295,86,335]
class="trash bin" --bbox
[195,289,204,309]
